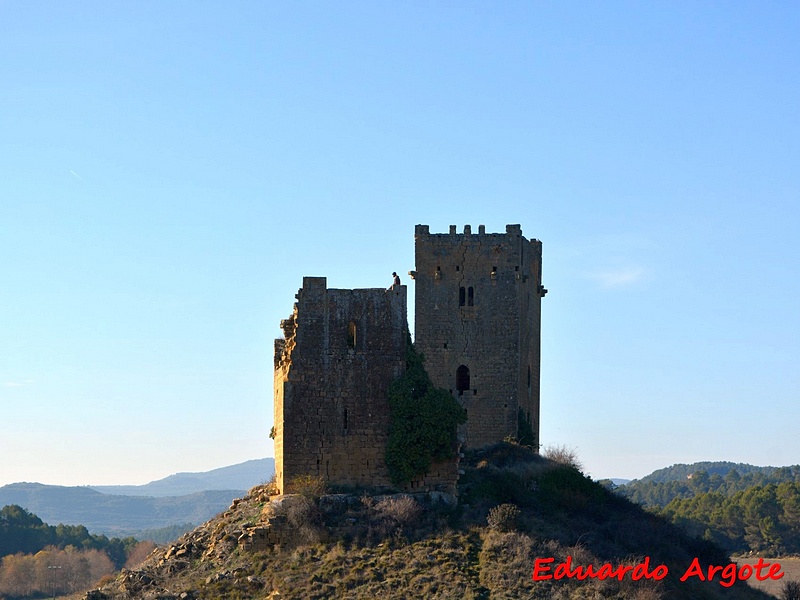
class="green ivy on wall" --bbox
[386,334,466,486]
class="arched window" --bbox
[468,286,474,306]
[347,321,357,349]
[459,287,466,307]
[456,365,470,395]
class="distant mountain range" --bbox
[0,458,275,539]
[91,458,275,497]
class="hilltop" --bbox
[88,444,774,600]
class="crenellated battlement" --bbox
[413,224,544,448]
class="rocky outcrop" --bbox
[84,484,457,599]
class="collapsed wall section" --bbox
[274,277,407,494]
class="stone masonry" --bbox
[274,277,407,494]
[412,224,546,449]
[273,224,544,494]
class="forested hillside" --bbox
[659,482,800,555]
[0,505,153,598]
[617,464,800,508]
[0,505,137,565]
[628,462,787,486]
[610,463,800,555]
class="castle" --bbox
[273,224,545,494]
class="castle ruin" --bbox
[273,224,544,494]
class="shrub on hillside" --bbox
[542,444,583,472]
[374,495,423,530]
[487,503,520,532]
[782,580,800,600]
[288,475,326,500]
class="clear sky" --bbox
[2,2,798,487]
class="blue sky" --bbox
[2,2,798,486]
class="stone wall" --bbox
[412,224,545,449]
[273,222,543,495]
[274,277,408,494]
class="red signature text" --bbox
[532,556,785,588]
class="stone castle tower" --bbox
[273,278,407,494]
[412,224,545,449]
[273,277,458,494]
[273,224,544,494]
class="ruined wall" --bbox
[413,224,545,449]
[274,277,408,494]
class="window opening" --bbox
[456,365,470,396]
[347,321,357,349]
[459,287,466,307]
[468,286,474,306]
[527,365,532,396]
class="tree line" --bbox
[603,465,800,555]
[0,505,155,598]
[658,481,800,555]
[615,465,800,508]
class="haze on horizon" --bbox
[2,2,798,488]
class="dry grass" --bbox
[736,556,800,598]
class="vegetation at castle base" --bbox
[610,465,800,555]
[0,504,156,599]
[385,337,466,485]
[456,443,769,599]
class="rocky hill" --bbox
[85,444,775,600]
